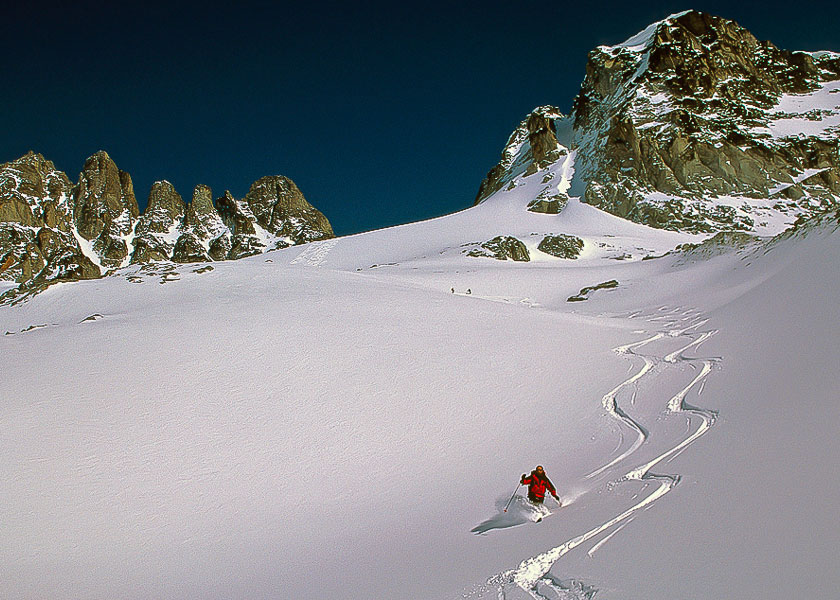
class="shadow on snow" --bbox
[471,495,550,535]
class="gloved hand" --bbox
[552,493,559,501]
[521,474,527,482]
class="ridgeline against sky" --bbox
[3,0,839,236]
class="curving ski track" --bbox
[488,307,720,599]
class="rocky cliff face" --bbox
[0,151,334,299]
[475,107,573,216]
[245,176,334,246]
[476,10,840,234]
[131,181,186,263]
[0,152,99,292]
[205,176,335,261]
[172,184,227,263]
[74,151,139,268]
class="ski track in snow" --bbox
[289,239,338,266]
[485,306,719,599]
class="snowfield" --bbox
[2,182,839,599]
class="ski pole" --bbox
[503,483,521,512]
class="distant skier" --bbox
[521,465,559,505]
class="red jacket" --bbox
[521,471,557,501]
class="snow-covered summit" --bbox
[609,9,693,52]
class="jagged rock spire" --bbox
[244,175,334,242]
[74,150,139,267]
[1,149,335,298]
[130,181,186,263]
[0,152,99,294]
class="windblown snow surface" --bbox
[2,176,839,599]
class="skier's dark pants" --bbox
[528,493,544,504]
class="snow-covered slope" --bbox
[4,11,838,600]
[3,157,839,600]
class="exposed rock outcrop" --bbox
[172,184,224,263]
[131,181,186,263]
[475,106,569,206]
[1,150,335,300]
[573,11,840,232]
[475,10,840,235]
[538,234,584,258]
[567,280,619,302]
[244,176,334,247]
[216,190,263,259]
[74,151,139,267]
[0,152,100,297]
[527,193,567,215]
[467,236,530,261]
[0,151,75,231]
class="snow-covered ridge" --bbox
[610,10,693,52]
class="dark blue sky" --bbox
[3,1,838,235]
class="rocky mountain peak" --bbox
[73,151,139,268]
[0,152,99,293]
[171,184,225,264]
[642,11,834,94]
[243,175,334,242]
[477,11,840,234]
[245,175,300,228]
[2,149,335,300]
[131,182,190,264]
[575,10,840,128]
[145,181,186,223]
[182,184,225,235]
[4,150,53,173]
[475,106,568,205]
[2,151,70,194]
[0,151,74,229]
[180,184,224,236]
[75,151,139,216]
[189,184,215,216]
[247,174,298,198]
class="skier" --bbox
[521,465,559,505]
